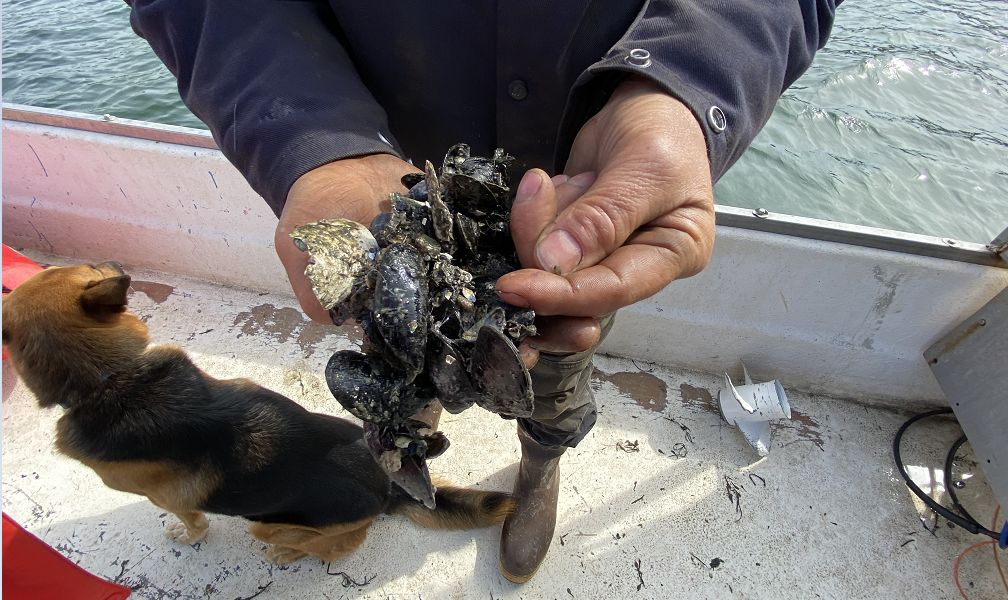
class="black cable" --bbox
[943,434,981,528]
[892,408,999,540]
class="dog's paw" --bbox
[265,545,308,565]
[165,521,208,545]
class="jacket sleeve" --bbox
[128,0,402,216]
[557,0,840,182]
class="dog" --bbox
[1,261,513,564]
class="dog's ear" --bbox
[81,274,131,313]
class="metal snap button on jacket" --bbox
[508,80,529,101]
[625,48,651,67]
[707,106,727,132]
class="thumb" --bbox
[509,169,558,269]
[534,165,669,274]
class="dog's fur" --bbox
[2,262,513,563]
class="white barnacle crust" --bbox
[290,219,378,310]
[378,449,402,472]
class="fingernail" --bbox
[551,174,570,186]
[515,170,542,203]
[497,290,530,307]
[536,230,582,274]
[567,171,596,188]
[518,345,540,370]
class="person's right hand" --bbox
[275,153,418,323]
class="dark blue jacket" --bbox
[129,1,840,216]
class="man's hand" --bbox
[497,78,716,353]
[275,153,418,322]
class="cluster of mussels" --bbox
[291,144,536,507]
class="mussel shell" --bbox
[423,430,450,459]
[401,172,425,190]
[446,174,503,218]
[443,143,511,185]
[454,212,481,257]
[372,243,429,377]
[427,336,478,414]
[424,160,455,252]
[442,143,472,174]
[325,350,425,423]
[369,212,392,244]
[407,179,428,201]
[380,193,435,244]
[363,422,436,508]
[470,325,533,417]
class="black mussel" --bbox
[447,174,506,218]
[325,350,427,424]
[369,212,392,243]
[372,244,429,378]
[427,335,478,414]
[453,212,481,258]
[407,179,428,201]
[401,172,425,190]
[470,325,534,418]
[380,193,434,245]
[364,419,439,510]
[442,143,511,187]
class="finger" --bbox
[526,316,601,353]
[534,164,676,275]
[554,171,596,213]
[499,246,675,317]
[509,169,558,269]
[274,226,331,323]
[499,214,713,316]
[517,343,540,370]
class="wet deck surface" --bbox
[3,261,1005,600]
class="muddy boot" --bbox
[499,427,566,583]
[411,400,443,430]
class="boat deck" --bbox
[2,256,1005,600]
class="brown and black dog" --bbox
[1,261,512,564]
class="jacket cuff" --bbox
[576,56,729,180]
[258,124,401,217]
[555,1,837,183]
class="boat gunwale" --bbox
[4,102,1004,269]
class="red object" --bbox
[2,513,132,600]
[2,245,44,361]
[2,246,44,291]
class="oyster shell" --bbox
[290,219,378,322]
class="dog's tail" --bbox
[392,477,515,530]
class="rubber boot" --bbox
[499,426,566,583]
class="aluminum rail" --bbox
[716,206,1006,268]
[2,103,216,150]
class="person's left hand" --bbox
[497,78,716,356]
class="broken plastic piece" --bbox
[718,362,791,456]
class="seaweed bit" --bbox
[292,144,537,507]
